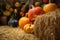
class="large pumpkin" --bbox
[19,17,30,28]
[35,7,44,15]
[24,24,34,33]
[43,3,57,13]
[28,7,44,21]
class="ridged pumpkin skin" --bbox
[24,24,34,33]
[19,17,30,28]
[28,7,44,21]
[43,3,57,13]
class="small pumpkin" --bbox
[24,24,34,33]
[5,4,11,10]
[43,3,57,13]
[3,11,11,16]
[9,7,14,12]
[19,17,30,29]
[15,2,21,7]
[35,2,40,7]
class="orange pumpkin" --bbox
[24,24,34,33]
[19,17,30,28]
[43,3,57,13]
[28,7,44,21]
[35,7,44,15]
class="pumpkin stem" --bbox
[29,24,31,26]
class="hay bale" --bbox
[0,26,39,40]
[34,8,60,40]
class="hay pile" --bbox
[34,8,60,40]
[0,26,39,40]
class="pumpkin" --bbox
[5,4,11,10]
[35,7,44,15]
[24,24,34,33]
[19,17,30,28]
[3,11,11,16]
[35,2,40,7]
[28,7,44,21]
[9,7,13,12]
[15,2,21,7]
[43,3,57,13]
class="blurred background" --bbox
[0,0,60,26]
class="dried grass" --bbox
[0,26,38,40]
[34,8,60,40]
